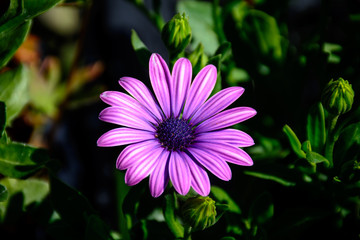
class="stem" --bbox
[163,191,184,238]
[324,114,339,167]
[183,225,192,240]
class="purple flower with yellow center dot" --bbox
[97,53,256,197]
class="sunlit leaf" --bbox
[211,186,241,214]
[244,171,296,187]
[307,102,326,152]
[0,65,30,125]
[0,141,50,178]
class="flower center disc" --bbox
[156,118,194,151]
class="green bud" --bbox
[321,78,354,115]
[161,13,192,56]
[181,196,217,231]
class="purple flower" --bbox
[97,53,256,197]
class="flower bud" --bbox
[161,13,192,56]
[181,196,217,231]
[321,78,354,115]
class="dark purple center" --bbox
[156,117,194,151]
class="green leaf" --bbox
[248,192,274,225]
[0,141,50,178]
[85,215,114,240]
[130,29,151,68]
[336,122,360,160]
[210,186,241,214]
[305,151,329,165]
[50,175,95,225]
[208,54,222,95]
[283,125,306,159]
[214,41,232,62]
[163,192,184,238]
[0,65,30,125]
[244,171,296,187]
[0,184,8,202]
[306,103,326,152]
[177,0,219,54]
[0,0,23,25]
[23,0,62,19]
[0,101,5,136]
[0,20,31,68]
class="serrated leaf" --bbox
[0,65,30,125]
[283,124,306,159]
[0,184,8,202]
[131,29,151,68]
[0,141,50,178]
[306,102,326,152]
[211,186,241,214]
[249,192,274,225]
[0,102,5,136]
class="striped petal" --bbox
[97,127,155,147]
[196,107,257,133]
[195,129,254,147]
[191,87,244,125]
[99,106,155,132]
[171,58,192,117]
[187,147,231,181]
[169,151,191,195]
[183,65,217,119]
[193,142,253,166]
[100,91,158,123]
[149,150,170,197]
[116,140,160,170]
[182,152,210,196]
[125,147,163,186]
[149,53,172,118]
[119,77,163,120]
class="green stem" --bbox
[324,114,339,167]
[163,191,184,238]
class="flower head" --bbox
[97,53,256,197]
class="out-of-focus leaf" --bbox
[249,192,274,225]
[0,102,5,136]
[283,125,306,159]
[323,42,342,64]
[0,184,8,202]
[177,0,219,54]
[211,186,241,214]
[0,21,31,68]
[307,103,326,152]
[208,54,222,95]
[214,41,232,62]
[187,43,208,76]
[305,151,329,165]
[85,214,114,240]
[0,141,50,178]
[0,65,30,125]
[131,29,151,68]
[50,175,95,225]
[227,67,250,86]
[244,171,296,187]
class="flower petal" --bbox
[171,58,192,117]
[119,76,163,120]
[181,152,210,196]
[169,151,191,195]
[100,91,158,123]
[99,106,155,132]
[149,53,172,118]
[190,87,244,125]
[196,107,257,133]
[186,147,232,181]
[193,142,253,166]
[125,147,163,186]
[183,65,217,119]
[149,150,170,197]
[116,140,160,170]
[195,129,255,147]
[97,127,155,147]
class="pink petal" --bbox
[191,87,244,125]
[125,147,163,186]
[100,91,158,123]
[149,150,170,197]
[170,58,192,117]
[196,107,257,133]
[119,77,163,120]
[187,147,232,181]
[195,129,255,147]
[181,152,210,196]
[116,140,160,170]
[169,151,191,195]
[99,106,155,132]
[97,127,155,147]
[149,53,172,118]
[183,65,217,119]
[193,142,253,166]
